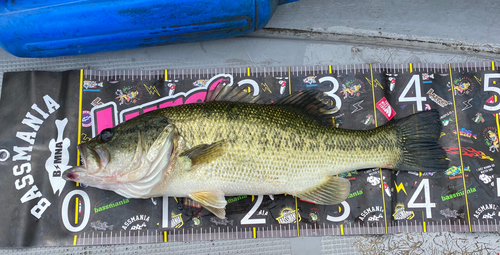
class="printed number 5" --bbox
[483,74,500,111]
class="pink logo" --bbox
[376,97,396,121]
[89,74,233,137]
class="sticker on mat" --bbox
[376,97,396,120]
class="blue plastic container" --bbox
[0,0,297,58]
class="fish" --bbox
[63,84,448,219]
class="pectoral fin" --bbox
[294,176,350,205]
[179,141,226,170]
[189,191,227,219]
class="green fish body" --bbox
[151,102,395,196]
[64,87,447,218]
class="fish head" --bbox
[63,113,177,198]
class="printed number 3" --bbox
[320,77,342,111]
[326,201,350,222]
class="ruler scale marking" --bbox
[74,63,500,245]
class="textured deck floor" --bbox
[1,0,499,253]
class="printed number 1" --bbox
[241,195,266,225]
[162,196,169,228]
[497,178,500,197]
[407,179,435,218]
[399,75,426,111]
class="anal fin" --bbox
[189,191,227,219]
[294,176,350,205]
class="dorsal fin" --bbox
[205,82,339,127]
[275,90,339,127]
[205,82,270,104]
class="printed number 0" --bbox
[61,190,90,232]
[319,77,342,111]
[398,75,426,111]
[483,74,500,111]
[241,195,266,225]
[407,179,435,218]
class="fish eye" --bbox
[99,128,114,143]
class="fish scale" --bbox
[152,101,399,197]
[64,80,446,219]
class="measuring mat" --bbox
[0,63,499,247]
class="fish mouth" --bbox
[78,143,88,170]
[62,143,110,182]
[78,143,110,172]
[62,167,84,181]
[62,144,89,181]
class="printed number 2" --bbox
[407,179,435,218]
[241,195,266,225]
[398,75,426,111]
[483,74,500,111]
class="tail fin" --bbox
[390,110,448,172]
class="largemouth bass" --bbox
[63,86,447,218]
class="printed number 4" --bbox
[241,195,266,225]
[407,179,435,218]
[399,75,426,111]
